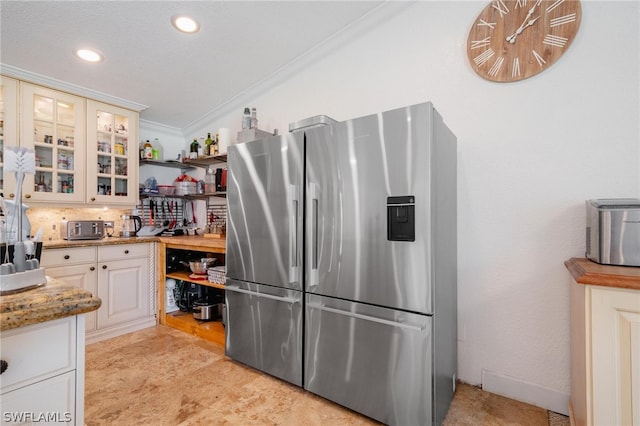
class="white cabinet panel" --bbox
[97,257,150,329]
[0,317,75,393]
[1,371,76,425]
[45,264,98,332]
[571,281,640,426]
[591,287,640,426]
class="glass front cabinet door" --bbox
[0,76,19,198]
[86,100,138,206]
[18,83,86,203]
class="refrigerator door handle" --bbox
[308,182,319,287]
[307,301,427,332]
[226,285,299,305]
[289,184,299,284]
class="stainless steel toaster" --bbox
[61,220,105,240]
[586,199,640,266]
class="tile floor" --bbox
[85,325,569,425]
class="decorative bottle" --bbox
[242,108,251,129]
[205,133,213,156]
[251,107,257,129]
[143,140,153,159]
[189,138,198,159]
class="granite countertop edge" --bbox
[0,278,102,331]
[42,235,226,250]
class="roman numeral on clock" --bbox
[488,56,505,76]
[477,19,496,29]
[532,50,546,67]
[546,0,565,14]
[471,37,491,49]
[492,0,509,17]
[474,48,495,66]
[516,0,527,8]
[543,34,568,47]
[550,13,577,27]
[512,58,521,78]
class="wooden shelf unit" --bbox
[164,310,225,346]
[157,236,226,346]
[165,270,224,290]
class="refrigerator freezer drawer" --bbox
[304,294,433,426]
[225,279,303,386]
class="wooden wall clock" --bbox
[467,0,581,82]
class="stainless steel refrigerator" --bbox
[225,102,457,425]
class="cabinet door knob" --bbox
[0,359,8,375]
[124,250,129,254]
[102,265,107,269]
[90,266,95,271]
[64,255,70,260]
[8,193,14,199]
[90,197,96,202]
[24,194,31,199]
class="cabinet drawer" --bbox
[0,316,76,394]
[98,243,150,261]
[0,371,76,424]
[41,246,97,267]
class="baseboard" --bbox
[481,369,570,416]
[86,317,156,345]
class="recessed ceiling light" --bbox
[75,48,103,63]
[172,16,199,33]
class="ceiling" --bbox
[1,1,385,130]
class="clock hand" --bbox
[506,16,541,44]
[505,0,543,43]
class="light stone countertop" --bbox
[0,277,101,331]
[42,236,159,249]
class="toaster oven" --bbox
[586,199,640,267]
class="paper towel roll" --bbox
[218,128,231,154]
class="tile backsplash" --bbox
[27,207,131,241]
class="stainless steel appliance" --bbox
[586,199,640,266]
[60,220,105,240]
[225,131,304,386]
[226,102,457,425]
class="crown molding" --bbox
[139,119,183,137]
[0,63,149,112]
[181,1,412,137]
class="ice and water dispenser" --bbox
[387,196,415,242]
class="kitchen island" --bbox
[565,258,640,426]
[0,278,101,425]
[157,235,226,346]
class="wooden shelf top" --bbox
[166,271,224,289]
[565,258,640,291]
[158,235,225,253]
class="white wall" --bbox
[143,1,640,413]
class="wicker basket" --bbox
[207,266,226,285]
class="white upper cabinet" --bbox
[18,82,86,203]
[86,100,139,206]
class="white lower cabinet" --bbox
[0,316,84,425]
[45,263,98,332]
[97,256,150,329]
[571,281,640,426]
[42,243,156,344]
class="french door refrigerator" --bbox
[225,102,457,425]
[225,130,304,386]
